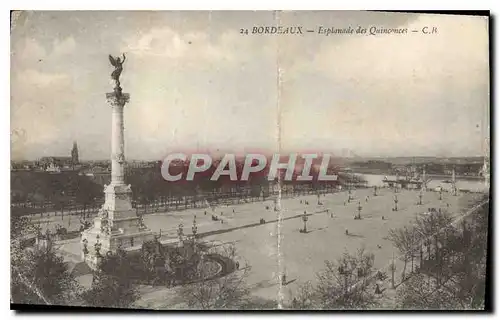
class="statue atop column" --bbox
[108,53,126,95]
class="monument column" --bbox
[81,54,154,268]
[107,92,129,185]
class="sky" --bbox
[11,11,489,160]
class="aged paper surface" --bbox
[11,11,490,310]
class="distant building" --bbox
[45,162,61,173]
[39,141,80,172]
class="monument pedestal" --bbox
[81,183,155,268]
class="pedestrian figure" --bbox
[204,210,207,215]
[300,200,302,204]
[345,229,349,235]
[382,216,385,220]
[233,209,235,213]
[281,273,287,285]
[221,220,223,224]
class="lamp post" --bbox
[192,215,198,240]
[395,172,399,193]
[302,211,308,233]
[452,167,457,196]
[177,223,184,246]
[191,215,198,251]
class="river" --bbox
[355,173,489,193]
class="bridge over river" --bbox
[356,173,488,193]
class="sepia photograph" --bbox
[10,10,491,311]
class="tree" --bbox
[11,213,79,305]
[440,201,488,309]
[290,248,377,310]
[11,241,80,305]
[81,248,139,308]
[316,248,376,309]
[154,234,205,287]
[11,214,33,241]
[140,238,168,285]
[414,209,454,285]
[289,281,317,310]
[178,244,250,309]
[75,177,101,219]
[387,226,418,280]
[396,273,457,310]
[395,197,489,310]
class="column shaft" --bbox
[111,103,125,184]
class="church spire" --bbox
[71,141,79,165]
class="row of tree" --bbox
[283,195,489,310]
[12,167,366,218]
[393,195,489,309]
[11,171,102,217]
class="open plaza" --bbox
[42,184,484,308]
